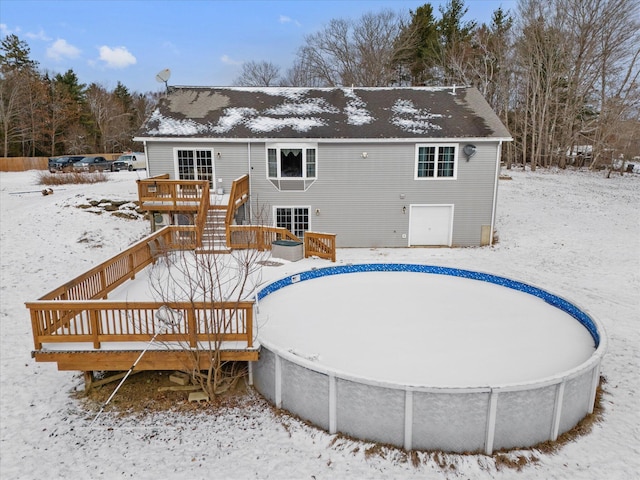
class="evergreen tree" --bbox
[0,34,39,72]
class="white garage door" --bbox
[409,205,453,246]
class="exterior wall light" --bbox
[361,152,368,158]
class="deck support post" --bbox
[84,371,94,391]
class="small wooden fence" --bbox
[304,232,337,262]
[228,225,301,251]
[1,154,121,172]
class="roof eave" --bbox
[134,136,513,144]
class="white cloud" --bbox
[25,29,50,41]
[97,46,137,68]
[46,39,81,61]
[0,24,20,36]
[279,15,301,27]
[220,54,242,66]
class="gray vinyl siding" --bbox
[248,142,499,247]
[145,140,500,247]
[145,142,175,178]
[145,142,250,193]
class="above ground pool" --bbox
[252,264,606,454]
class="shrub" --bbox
[37,171,109,185]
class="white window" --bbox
[267,143,317,191]
[415,145,457,179]
[176,149,214,187]
[275,207,309,238]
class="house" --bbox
[134,86,512,248]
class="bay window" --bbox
[267,143,317,191]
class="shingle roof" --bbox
[137,86,511,140]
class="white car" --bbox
[113,152,147,171]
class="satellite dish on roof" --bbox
[155,68,171,92]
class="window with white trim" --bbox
[177,149,214,187]
[275,207,309,238]
[415,145,457,179]
[267,143,317,191]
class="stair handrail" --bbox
[225,175,250,245]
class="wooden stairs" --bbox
[198,207,231,254]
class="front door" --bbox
[408,205,453,246]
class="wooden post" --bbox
[129,253,135,280]
[90,309,101,349]
[188,308,197,348]
[30,308,42,350]
[100,268,108,299]
[84,371,94,391]
[246,306,253,348]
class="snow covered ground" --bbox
[0,167,638,479]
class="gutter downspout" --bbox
[489,141,503,245]
[142,140,149,174]
[247,142,252,223]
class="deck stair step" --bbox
[197,206,230,254]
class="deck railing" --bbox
[135,174,328,258]
[228,225,301,251]
[137,176,209,213]
[225,174,250,244]
[304,232,337,262]
[27,225,254,351]
[27,300,254,350]
[137,176,211,248]
[37,227,195,303]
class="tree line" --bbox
[0,34,158,158]
[235,0,639,170]
[2,0,638,169]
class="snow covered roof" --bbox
[137,86,512,141]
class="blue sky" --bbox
[1,0,516,93]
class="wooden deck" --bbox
[27,228,259,372]
[28,174,336,374]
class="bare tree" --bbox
[148,244,268,397]
[466,9,516,167]
[279,61,326,87]
[0,70,23,156]
[584,0,640,169]
[511,0,639,170]
[233,60,281,87]
[513,0,568,170]
[147,199,276,398]
[292,9,404,87]
[85,83,130,152]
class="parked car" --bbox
[48,155,86,173]
[72,156,115,172]
[112,152,147,171]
